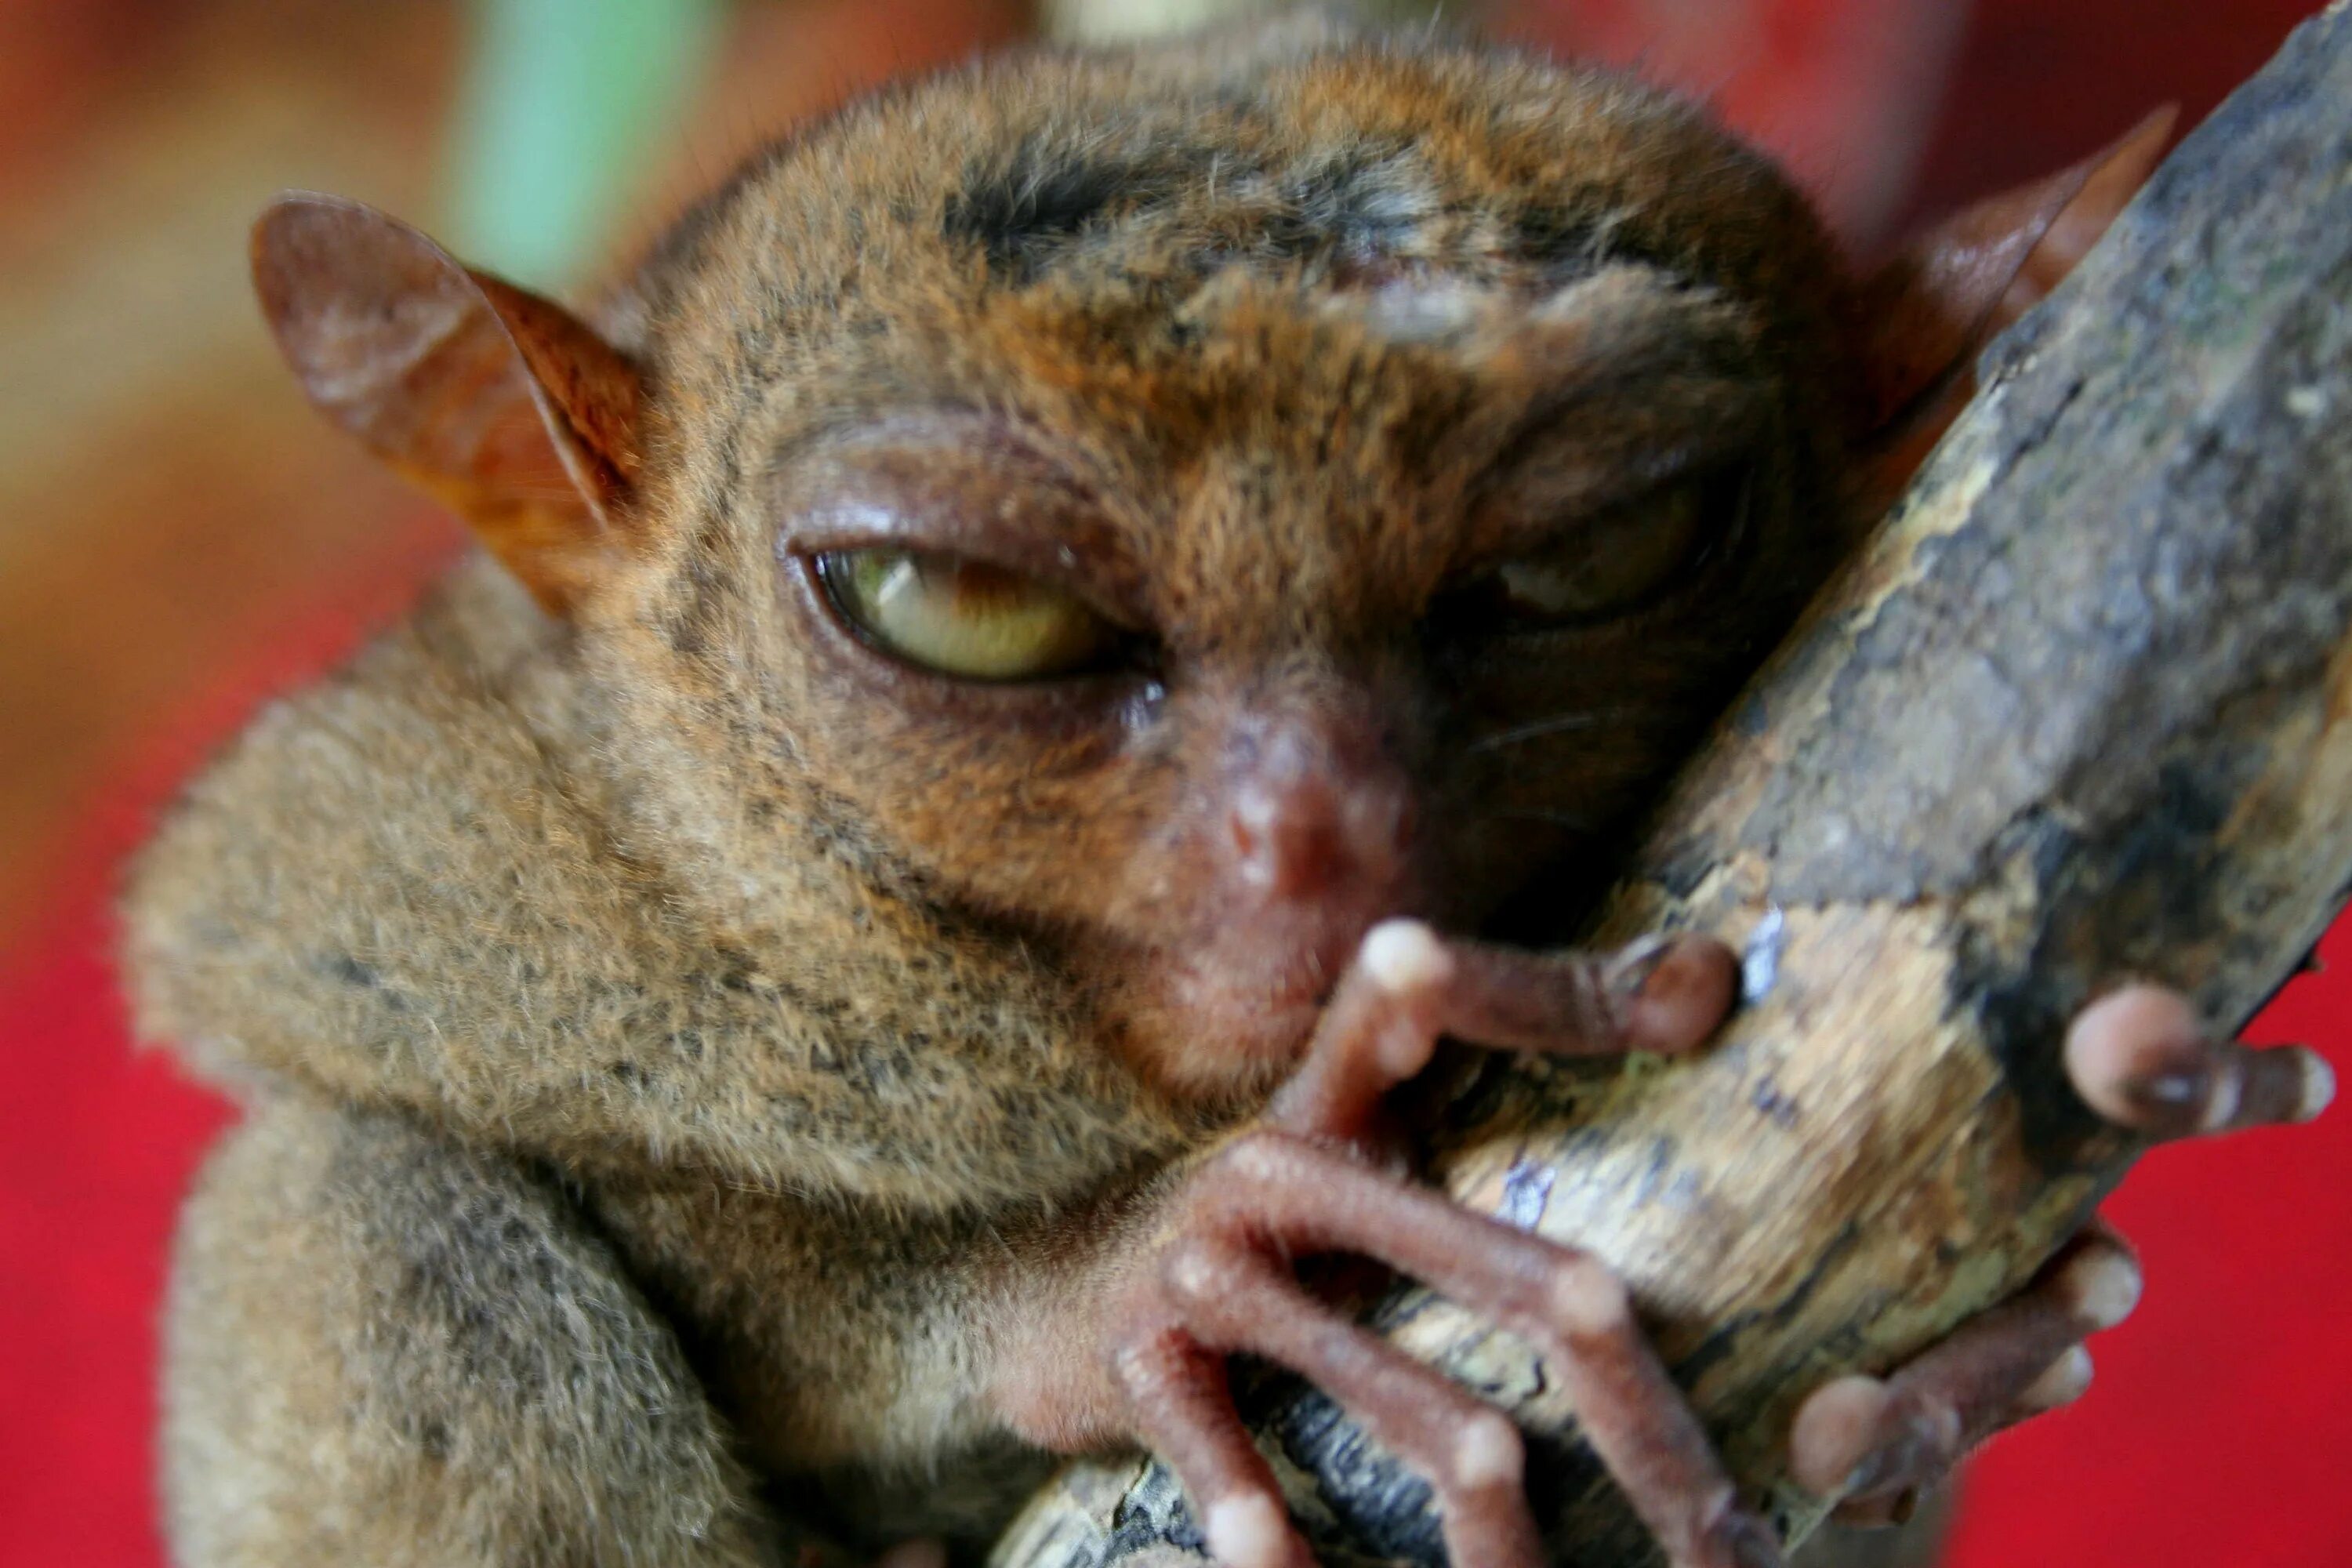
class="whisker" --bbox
[1486,808,1597,830]
[1465,707,1647,753]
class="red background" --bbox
[2,3,2346,1566]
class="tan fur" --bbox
[132,21,1876,1563]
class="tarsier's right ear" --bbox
[251,194,644,615]
[1851,107,2177,517]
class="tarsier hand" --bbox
[1785,983,2334,1528]
[1106,920,1765,1568]
[1102,923,2332,1568]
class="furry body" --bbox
[132,24,1873,1564]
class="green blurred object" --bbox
[448,0,724,287]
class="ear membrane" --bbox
[1853,107,2177,509]
[250,194,644,615]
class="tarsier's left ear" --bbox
[1852,107,2177,513]
[251,194,644,615]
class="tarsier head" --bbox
[252,27,2159,1110]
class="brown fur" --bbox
[131,20,1889,1564]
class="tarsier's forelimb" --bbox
[1111,923,1781,1568]
[1102,924,2332,1567]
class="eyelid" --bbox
[811,549,1131,683]
[770,426,1153,631]
[1434,459,1758,635]
[777,549,1165,731]
[1457,427,1760,577]
[785,528,1148,641]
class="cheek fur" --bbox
[795,686,1188,931]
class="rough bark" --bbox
[993,4,2352,1565]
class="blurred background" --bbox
[0,2,2344,1565]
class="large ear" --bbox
[1853,107,2176,513]
[251,194,644,615]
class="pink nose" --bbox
[1221,720,1413,906]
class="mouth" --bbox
[1171,962,1331,1047]
[1127,914,1384,1096]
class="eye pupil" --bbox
[818,548,1119,681]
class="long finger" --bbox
[1788,1229,2140,1509]
[1114,1322,1313,1568]
[1166,1239,1546,1568]
[2063,985,2332,1140]
[1269,921,1737,1144]
[1191,1134,1784,1568]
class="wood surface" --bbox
[993,4,2352,1563]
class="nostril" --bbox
[1227,779,1345,895]
[1228,788,1276,887]
[1218,705,1416,905]
[1225,769,1414,901]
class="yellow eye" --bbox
[815,549,1119,680]
[1486,474,1720,625]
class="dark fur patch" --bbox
[943,140,1152,279]
[1512,205,1681,281]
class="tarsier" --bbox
[130,16,2332,1568]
